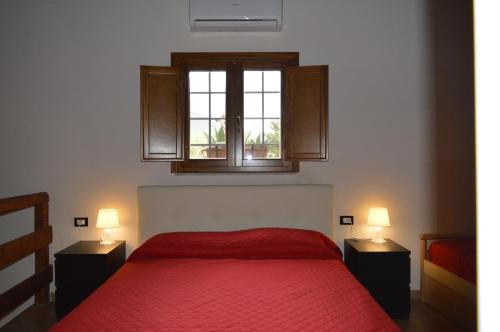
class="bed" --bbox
[420,233,476,330]
[52,227,399,331]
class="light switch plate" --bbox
[340,216,354,225]
[74,217,88,227]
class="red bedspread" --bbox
[52,228,399,331]
[429,239,476,284]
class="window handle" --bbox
[236,116,241,132]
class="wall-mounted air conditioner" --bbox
[189,0,283,32]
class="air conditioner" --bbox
[189,0,283,32]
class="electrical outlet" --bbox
[74,217,88,227]
[340,216,354,225]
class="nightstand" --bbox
[55,240,125,319]
[344,238,410,318]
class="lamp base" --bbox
[100,239,116,245]
[99,228,116,245]
[371,238,386,244]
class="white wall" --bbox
[0,0,435,309]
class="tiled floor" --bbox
[0,303,57,332]
[395,300,462,332]
[1,299,463,332]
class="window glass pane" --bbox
[264,119,281,159]
[190,120,209,145]
[205,119,226,159]
[264,71,281,92]
[189,72,209,92]
[210,72,226,92]
[244,119,263,145]
[244,93,262,118]
[211,94,225,118]
[191,145,227,160]
[190,94,209,118]
[245,144,270,160]
[210,120,226,144]
[263,93,280,118]
[264,145,281,159]
[201,144,226,159]
[244,119,264,160]
[264,119,281,144]
[190,145,208,159]
[244,71,262,92]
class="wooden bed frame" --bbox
[0,192,52,321]
[420,233,476,331]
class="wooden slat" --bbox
[420,238,427,293]
[0,226,52,271]
[420,233,474,240]
[0,265,53,320]
[423,260,476,301]
[0,192,49,216]
[35,202,50,304]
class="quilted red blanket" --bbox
[52,228,399,331]
[429,239,476,284]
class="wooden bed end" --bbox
[419,233,476,330]
[419,233,474,288]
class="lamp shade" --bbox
[367,207,391,227]
[96,209,119,229]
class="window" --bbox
[141,53,328,173]
[187,69,283,161]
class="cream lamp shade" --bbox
[367,207,390,243]
[96,209,119,229]
[96,209,119,245]
[367,207,391,227]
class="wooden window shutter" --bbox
[286,65,328,161]
[141,66,184,160]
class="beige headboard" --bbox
[137,185,334,244]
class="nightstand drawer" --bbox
[365,283,410,318]
[55,256,108,288]
[355,254,410,284]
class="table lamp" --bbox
[367,207,390,243]
[96,208,119,245]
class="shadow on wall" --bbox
[428,0,476,234]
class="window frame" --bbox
[171,52,300,173]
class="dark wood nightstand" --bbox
[54,240,125,319]
[344,238,410,318]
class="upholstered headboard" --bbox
[137,185,334,244]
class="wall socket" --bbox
[74,217,88,227]
[340,216,354,225]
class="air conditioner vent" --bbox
[190,0,283,32]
